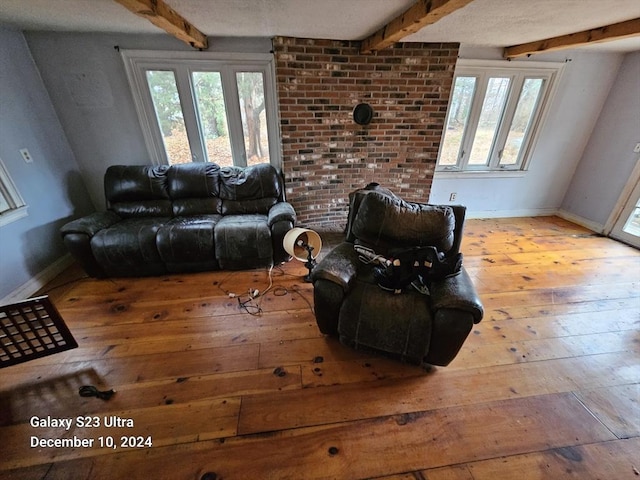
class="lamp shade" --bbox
[283,228,322,261]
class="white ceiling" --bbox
[1,0,639,53]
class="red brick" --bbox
[273,37,458,228]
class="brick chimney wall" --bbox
[273,37,459,229]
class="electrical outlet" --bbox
[19,148,33,163]
[449,192,457,201]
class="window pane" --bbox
[0,191,10,213]
[468,77,511,166]
[500,78,544,166]
[622,197,640,236]
[145,70,192,165]
[439,76,476,167]
[192,72,233,167]
[236,72,270,166]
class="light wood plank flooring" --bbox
[1,216,638,479]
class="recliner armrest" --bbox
[60,211,121,238]
[267,202,296,227]
[429,268,484,323]
[311,242,359,292]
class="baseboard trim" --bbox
[555,209,604,233]
[0,254,74,306]
[465,208,559,219]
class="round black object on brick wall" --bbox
[353,103,373,125]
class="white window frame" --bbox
[0,157,27,227]
[121,50,282,170]
[437,59,563,175]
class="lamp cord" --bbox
[79,385,116,401]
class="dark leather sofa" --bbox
[311,185,483,366]
[60,162,296,277]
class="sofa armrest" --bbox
[429,267,484,323]
[60,211,121,278]
[311,242,359,292]
[268,202,296,227]
[60,211,121,238]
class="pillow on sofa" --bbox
[352,191,456,254]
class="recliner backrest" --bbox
[351,190,458,255]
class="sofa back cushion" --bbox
[219,163,281,214]
[167,162,223,216]
[105,165,172,218]
[352,191,456,254]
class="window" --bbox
[122,50,281,169]
[437,60,562,173]
[0,157,27,227]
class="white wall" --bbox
[429,46,624,219]
[561,50,640,230]
[0,26,95,302]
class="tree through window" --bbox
[122,51,280,169]
[437,60,561,173]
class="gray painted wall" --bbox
[24,32,273,209]
[561,51,640,228]
[429,46,625,218]
[0,26,94,301]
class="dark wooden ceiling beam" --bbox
[504,18,640,59]
[114,0,208,49]
[360,0,474,54]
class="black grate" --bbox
[0,296,77,368]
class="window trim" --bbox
[0,157,28,227]
[121,50,282,170]
[437,59,564,174]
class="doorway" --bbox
[607,160,640,248]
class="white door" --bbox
[608,168,640,248]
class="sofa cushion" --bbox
[221,197,277,215]
[110,200,173,218]
[90,217,169,276]
[105,165,170,202]
[214,214,273,270]
[168,163,223,216]
[105,165,172,218]
[352,191,455,254]
[157,215,221,272]
[173,198,223,216]
[168,162,221,198]
[219,163,281,200]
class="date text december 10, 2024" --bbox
[29,415,152,449]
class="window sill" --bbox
[0,205,28,227]
[435,170,527,179]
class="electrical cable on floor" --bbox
[39,275,89,295]
[79,385,116,401]
[216,264,314,316]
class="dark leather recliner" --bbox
[311,184,483,366]
[60,162,296,277]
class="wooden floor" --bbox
[1,216,638,479]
